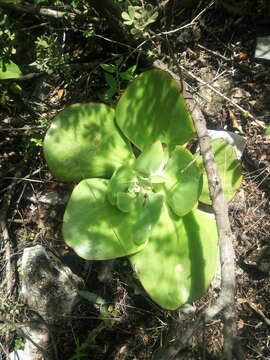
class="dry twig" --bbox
[247,301,270,327]
[0,3,75,19]
[0,173,20,295]
[132,1,215,55]
[152,60,243,360]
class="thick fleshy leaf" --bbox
[129,207,218,310]
[149,175,166,184]
[198,138,242,204]
[132,192,164,245]
[208,130,246,160]
[0,60,22,80]
[63,179,164,260]
[107,165,137,207]
[163,146,202,216]
[43,103,133,182]
[133,141,164,176]
[116,192,136,213]
[115,69,196,151]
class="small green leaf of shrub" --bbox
[264,125,270,135]
[122,4,158,38]
[78,290,106,305]
[99,59,137,102]
[14,338,24,350]
[0,60,21,80]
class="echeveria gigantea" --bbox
[44,69,242,310]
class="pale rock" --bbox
[21,245,83,323]
[255,36,270,63]
[13,245,83,360]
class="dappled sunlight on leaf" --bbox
[115,69,196,151]
[163,146,202,216]
[63,178,161,260]
[43,103,133,181]
[129,207,218,310]
[198,138,242,204]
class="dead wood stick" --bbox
[0,3,74,19]
[187,89,237,360]
[247,301,270,326]
[153,60,241,360]
[0,173,20,295]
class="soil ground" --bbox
[0,1,269,359]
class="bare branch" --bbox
[153,60,241,360]
[133,1,215,52]
[0,172,20,295]
[0,3,75,19]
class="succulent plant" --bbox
[44,69,242,310]
[121,4,158,38]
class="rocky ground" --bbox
[0,1,270,359]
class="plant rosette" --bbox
[44,69,242,310]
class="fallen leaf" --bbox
[229,110,244,133]
[238,52,248,61]
[237,298,247,305]
[57,88,65,101]
[237,319,245,329]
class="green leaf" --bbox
[197,138,242,204]
[63,179,163,260]
[121,12,131,21]
[123,19,133,26]
[163,146,202,216]
[130,28,142,37]
[100,63,117,73]
[115,69,196,151]
[99,305,114,328]
[43,103,133,182]
[0,60,22,80]
[116,192,136,213]
[107,165,137,206]
[149,175,166,184]
[128,6,136,19]
[132,192,164,245]
[115,57,123,66]
[133,141,164,176]
[104,72,118,90]
[120,65,137,81]
[129,207,218,310]
[78,291,106,305]
[264,125,270,135]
